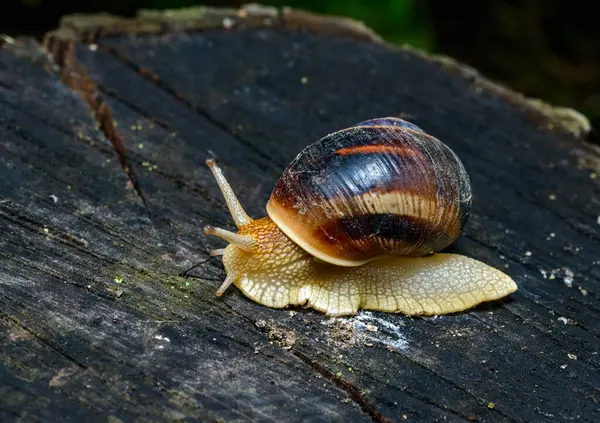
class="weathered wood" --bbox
[1,5,599,422]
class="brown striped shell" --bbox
[266,117,472,267]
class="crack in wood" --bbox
[210,295,416,421]
[42,36,154,226]
[0,95,120,167]
[292,350,391,423]
[209,297,407,417]
[34,76,250,227]
[0,313,88,370]
[93,83,243,217]
[93,83,171,134]
[101,43,283,170]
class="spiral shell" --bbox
[266,117,472,266]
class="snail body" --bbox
[204,118,517,316]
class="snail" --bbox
[203,117,517,316]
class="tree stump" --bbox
[1,5,599,422]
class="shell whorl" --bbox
[266,117,472,267]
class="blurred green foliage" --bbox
[147,0,435,51]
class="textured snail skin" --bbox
[267,118,472,267]
[218,217,517,316]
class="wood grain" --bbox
[1,5,599,422]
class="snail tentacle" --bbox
[206,158,252,228]
[215,273,236,297]
[203,225,254,252]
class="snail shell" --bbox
[266,118,472,266]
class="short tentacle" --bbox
[203,225,254,251]
[215,274,236,297]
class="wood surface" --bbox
[1,5,599,422]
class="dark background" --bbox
[2,0,599,141]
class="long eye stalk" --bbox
[206,159,252,228]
